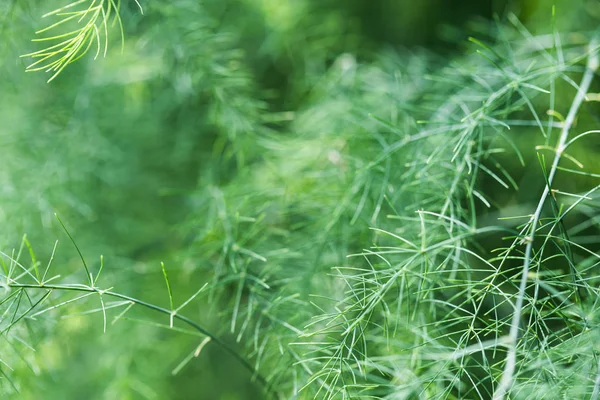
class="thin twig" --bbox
[492,40,598,400]
[7,281,269,390]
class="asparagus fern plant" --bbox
[1,1,599,399]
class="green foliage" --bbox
[2,1,600,399]
[22,0,143,82]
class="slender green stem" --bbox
[7,281,269,390]
[492,41,598,400]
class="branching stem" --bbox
[492,41,598,400]
[7,281,269,390]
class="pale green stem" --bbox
[493,41,598,400]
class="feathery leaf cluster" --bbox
[1,1,600,399]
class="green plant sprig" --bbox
[492,39,600,400]
[1,226,269,392]
[5,280,267,387]
[21,0,142,82]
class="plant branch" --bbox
[492,40,598,400]
[6,281,269,390]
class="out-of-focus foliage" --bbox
[1,0,600,399]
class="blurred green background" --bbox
[1,0,597,399]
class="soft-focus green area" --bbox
[1,0,600,399]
